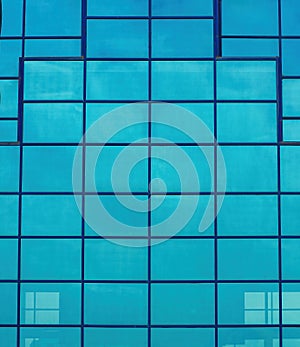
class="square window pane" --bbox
[283,120,300,142]
[20,283,81,325]
[0,80,18,118]
[0,147,19,192]
[84,283,147,325]
[282,239,300,280]
[86,61,148,100]
[151,283,214,325]
[282,0,300,35]
[152,61,214,100]
[0,40,22,77]
[0,284,17,324]
[26,0,81,36]
[0,328,16,347]
[222,0,278,35]
[283,79,300,117]
[24,61,83,101]
[152,20,213,58]
[21,239,81,280]
[281,146,300,192]
[218,195,278,236]
[217,103,277,143]
[281,195,300,235]
[23,146,81,192]
[87,20,148,58]
[152,0,213,16]
[84,239,147,280]
[0,195,18,236]
[88,0,148,16]
[23,103,83,143]
[219,146,277,192]
[25,39,81,57]
[217,61,277,100]
[0,120,18,142]
[22,195,82,236]
[283,328,300,347]
[218,239,278,280]
[151,239,214,280]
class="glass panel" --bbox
[282,0,300,35]
[281,195,300,235]
[0,284,17,324]
[151,283,214,324]
[281,147,300,192]
[87,0,148,16]
[0,40,22,77]
[0,328,16,347]
[283,79,300,117]
[2,0,23,36]
[87,20,148,58]
[152,19,213,58]
[282,40,300,76]
[283,328,300,347]
[0,80,18,118]
[282,284,300,324]
[218,239,278,280]
[283,120,300,142]
[0,147,20,192]
[84,283,147,325]
[0,121,18,142]
[21,239,81,280]
[152,0,213,16]
[152,61,214,100]
[25,39,81,57]
[0,195,18,236]
[222,39,279,57]
[0,239,18,279]
[282,239,300,280]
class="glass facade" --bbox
[0,0,300,346]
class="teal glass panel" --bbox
[219,328,279,347]
[282,284,300,324]
[87,20,148,58]
[0,121,18,142]
[151,328,214,347]
[21,239,81,280]
[217,61,277,100]
[282,40,300,76]
[222,0,278,35]
[0,40,22,76]
[85,146,148,192]
[24,61,83,100]
[151,283,214,324]
[20,328,80,347]
[152,20,213,58]
[86,61,148,100]
[283,328,300,346]
[151,239,214,280]
[283,79,300,116]
[0,284,17,324]
[0,328,17,347]
[0,239,18,279]
[2,0,23,36]
[151,195,214,237]
[218,283,279,325]
[22,195,82,236]
[282,0,300,35]
[23,103,83,143]
[217,103,277,143]
[0,80,18,117]
[218,239,278,280]
[20,283,81,325]
[282,239,300,280]
[152,0,213,16]
[281,146,300,192]
[22,146,81,192]
[219,146,277,192]
[0,195,18,236]
[218,195,278,236]
[85,103,148,143]
[0,146,20,192]
[84,195,148,237]
[84,283,147,325]
[26,0,81,36]
[152,61,214,100]
[25,39,81,57]
[283,120,300,142]
[85,328,148,347]
[151,146,213,192]
[88,0,148,16]
[222,39,279,57]
[84,239,148,280]
[281,195,300,235]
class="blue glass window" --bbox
[0,284,17,324]
[0,146,20,192]
[0,240,18,279]
[2,0,23,36]
[0,40,22,77]
[283,120,300,142]
[0,195,18,236]
[281,146,300,192]
[283,328,300,347]
[282,284,300,324]
[0,80,18,118]
[283,79,300,117]
[222,39,279,57]
[25,39,81,57]
[282,239,300,280]
[88,0,148,16]
[0,121,18,142]
[281,195,300,235]
[282,0,300,35]
[87,20,148,58]
[152,0,213,16]
[282,40,300,76]
[152,20,213,58]
[0,328,17,347]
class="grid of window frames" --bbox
[1,0,300,347]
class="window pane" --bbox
[151,239,214,280]
[0,240,18,280]
[152,61,214,100]
[20,283,81,325]
[84,283,147,325]
[87,20,148,58]
[283,328,300,347]
[0,328,16,347]
[24,61,83,101]
[283,120,300,142]
[2,0,23,36]
[0,121,18,142]
[21,239,81,280]
[152,0,213,16]
[25,39,81,57]
[218,239,278,280]
[0,284,17,324]
[282,284,300,324]
[217,61,277,100]
[152,20,213,58]
[282,239,300,280]
[0,40,22,77]
[281,195,300,235]
[0,80,18,118]
[282,0,300,35]
[88,0,148,16]
[283,79,300,117]
[281,146,300,192]
[222,39,279,57]
[22,195,82,236]
[0,195,18,236]
[282,40,300,76]
[151,284,214,325]
[86,61,148,100]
